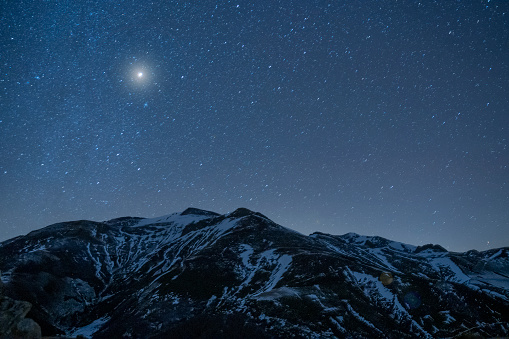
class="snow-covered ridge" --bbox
[130,207,220,228]
[133,212,212,228]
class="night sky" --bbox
[1,1,508,252]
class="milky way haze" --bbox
[1,1,508,251]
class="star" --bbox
[131,68,149,84]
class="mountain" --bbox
[0,207,508,338]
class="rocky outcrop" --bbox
[0,272,41,339]
[15,317,42,338]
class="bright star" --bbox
[128,63,152,86]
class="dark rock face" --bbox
[0,295,41,338]
[0,296,31,333]
[14,318,42,338]
[0,208,508,338]
[415,243,448,253]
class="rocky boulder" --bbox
[0,296,41,338]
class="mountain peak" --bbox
[180,207,220,217]
[227,207,268,220]
[415,243,448,253]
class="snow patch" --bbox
[86,243,105,283]
[70,316,110,338]
[30,244,47,253]
[368,248,402,273]
[329,316,346,333]
[254,286,300,300]
[487,249,504,261]
[469,271,509,293]
[240,249,293,296]
[206,295,217,307]
[350,271,407,317]
[134,212,211,228]
[239,244,254,267]
[342,300,384,335]
[430,257,470,283]
[264,253,292,292]
[252,250,292,295]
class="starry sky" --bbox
[1,0,508,252]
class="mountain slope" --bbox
[0,208,508,338]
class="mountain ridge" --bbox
[0,207,508,338]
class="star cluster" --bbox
[1,1,508,251]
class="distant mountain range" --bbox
[0,207,508,338]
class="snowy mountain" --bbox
[0,207,508,338]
